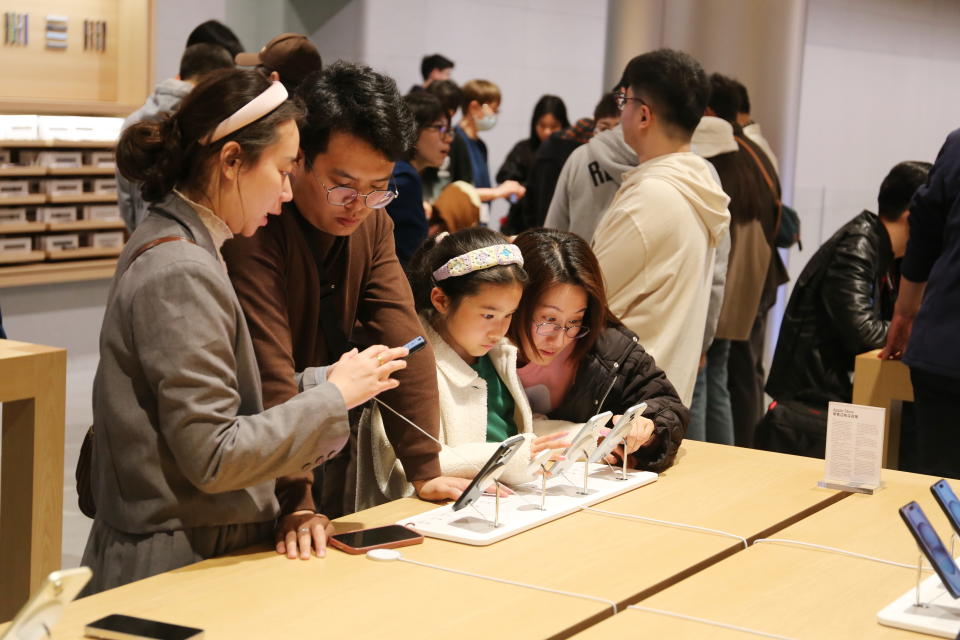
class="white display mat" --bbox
[397,463,658,546]
[877,569,960,637]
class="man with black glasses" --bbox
[222,62,468,561]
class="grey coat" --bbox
[90,193,350,535]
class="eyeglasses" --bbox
[534,321,590,339]
[424,123,454,138]
[319,182,398,209]
[615,92,646,112]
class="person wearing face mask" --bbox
[81,70,408,594]
[221,62,471,558]
[448,79,525,203]
[387,92,452,266]
[510,229,687,472]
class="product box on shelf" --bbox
[37,116,123,142]
[0,115,39,140]
[0,207,28,225]
[36,206,78,223]
[0,236,33,252]
[43,178,84,196]
[91,177,117,194]
[85,151,116,167]
[37,234,80,251]
[0,150,10,165]
[89,231,124,249]
[0,180,31,198]
[83,204,121,221]
[20,150,83,168]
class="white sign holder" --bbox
[818,402,885,494]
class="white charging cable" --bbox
[752,538,924,570]
[627,605,797,640]
[579,505,749,549]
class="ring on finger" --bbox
[299,527,310,533]
[376,354,384,366]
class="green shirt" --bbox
[470,354,518,443]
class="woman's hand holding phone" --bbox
[275,510,335,560]
[327,345,408,409]
[530,431,570,459]
[601,415,656,464]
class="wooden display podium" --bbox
[852,348,914,469]
[0,339,67,620]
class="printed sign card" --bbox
[818,402,885,494]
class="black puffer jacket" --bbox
[547,324,688,472]
[766,210,896,404]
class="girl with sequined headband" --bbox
[355,228,572,507]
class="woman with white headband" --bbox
[80,69,409,593]
[356,227,571,507]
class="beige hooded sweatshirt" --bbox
[591,152,731,405]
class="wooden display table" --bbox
[0,441,846,638]
[575,468,946,639]
[852,348,914,469]
[0,339,66,620]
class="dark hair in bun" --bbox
[117,68,304,203]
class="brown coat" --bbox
[222,203,441,514]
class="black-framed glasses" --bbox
[424,123,454,138]
[319,182,398,209]
[614,92,646,112]
[534,321,590,339]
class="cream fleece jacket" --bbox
[592,152,731,405]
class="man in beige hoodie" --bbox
[592,49,731,406]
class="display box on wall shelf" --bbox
[89,230,124,249]
[0,180,31,198]
[0,151,10,165]
[0,236,33,253]
[36,116,123,142]
[83,204,121,221]
[36,206,77,223]
[44,178,84,196]
[0,115,39,140]
[85,151,116,167]
[37,234,80,251]
[91,178,117,194]
[0,208,28,224]
[21,150,83,168]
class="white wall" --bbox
[154,0,228,81]
[789,0,960,283]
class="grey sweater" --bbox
[91,194,350,534]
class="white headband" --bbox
[200,81,289,145]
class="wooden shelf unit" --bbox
[0,139,122,287]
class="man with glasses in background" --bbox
[222,62,468,561]
[591,49,730,406]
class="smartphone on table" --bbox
[899,500,960,598]
[85,614,204,640]
[548,411,613,479]
[452,433,527,512]
[931,479,960,538]
[588,402,648,465]
[328,524,424,555]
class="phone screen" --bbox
[931,480,960,537]
[899,501,960,598]
[331,525,422,550]
[86,614,203,640]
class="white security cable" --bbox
[580,505,749,549]
[627,605,797,640]
[396,555,618,613]
[752,538,924,570]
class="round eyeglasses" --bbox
[534,321,590,339]
[424,123,454,138]
[320,183,398,209]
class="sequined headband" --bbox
[432,243,524,282]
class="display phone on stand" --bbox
[85,614,204,640]
[1,566,91,640]
[899,501,960,598]
[328,524,424,554]
[588,402,648,465]
[931,480,960,538]
[452,434,526,512]
[548,411,613,479]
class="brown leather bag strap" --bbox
[130,236,197,263]
[734,135,780,205]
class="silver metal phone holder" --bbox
[578,449,591,495]
[539,464,548,511]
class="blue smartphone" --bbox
[931,479,960,538]
[899,501,960,598]
[401,336,426,357]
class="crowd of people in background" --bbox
[45,18,959,594]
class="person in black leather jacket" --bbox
[510,229,687,472]
[766,161,931,405]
